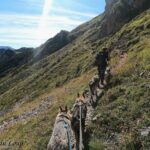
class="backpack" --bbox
[95,52,104,66]
[95,52,108,66]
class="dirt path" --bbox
[112,53,128,74]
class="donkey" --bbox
[89,75,101,106]
[71,93,87,150]
[89,75,100,96]
[47,106,76,150]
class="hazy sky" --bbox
[0,0,106,48]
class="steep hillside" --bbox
[88,8,150,150]
[0,13,104,113]
[0,47,33,76]
[0,49,15,63]
[0,0,150,149]
[35,30,73,59]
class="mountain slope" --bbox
[88,8,150,149]
[0,47,33,76]
[34,14,104,60]
[0,13,104,112]
[0,0,150,149]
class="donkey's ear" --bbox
[82,92,85,99]
[77,93,80,98]
[59,106,63,112]
[65,106,68,112]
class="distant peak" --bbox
[60,30,69,33]
[0,46,15,50]
[59,30,70,35]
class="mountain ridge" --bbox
[0,46,15,50]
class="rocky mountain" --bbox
[100,0,150,37]
[0,0,150,149]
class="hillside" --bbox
[0,0,150,149]
[0,47,33,76]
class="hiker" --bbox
[47,106,76,150]
[95,47,109,87]
[71,93,87,150]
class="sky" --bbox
[0,0,106,48]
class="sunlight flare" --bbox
[35,0,53,45]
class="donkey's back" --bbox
[47,112,76,150]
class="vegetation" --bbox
[0,2,150,150]
[88,9,150,149]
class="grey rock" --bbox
[140,127,150,137]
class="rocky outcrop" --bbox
[105,0,117,12]
[100,0,150,37]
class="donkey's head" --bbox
[57,106,71,121]
[76,93,86,103]
[59,106,68,113]
[71,93,87,124]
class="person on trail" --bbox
[71,93,87,150]
[95,47,109,87]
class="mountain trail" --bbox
[112,53,128,74]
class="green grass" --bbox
[86,8,150,149]
[0,7,150,150]
[89,139,105,150]
[0,70,95,150]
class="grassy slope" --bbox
[0,15,101,150]
[0,69,96,150]
[0,9,150,150]
[0,14,104,112]
[88,9,150,150]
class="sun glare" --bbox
[35,0,53,46]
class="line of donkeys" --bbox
[47,48,111,150]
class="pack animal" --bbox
[89,75,101,106]
[47,106,76,150]
[89,75,100,96]
[71,93,87,150]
